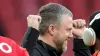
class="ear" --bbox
[48,24,57,36]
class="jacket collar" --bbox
[37,40,62,56]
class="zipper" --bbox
[53,52,57,56]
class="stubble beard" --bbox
[53,34,65,53]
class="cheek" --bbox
[61,31,69,39]
[56,30,69,40]
[54,32,64,42]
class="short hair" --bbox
[88,10,100,39]
[39,3,73,35]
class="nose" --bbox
[69,32,73,38]
[68,32,73,40]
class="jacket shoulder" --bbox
[31,43,49,56]
[32,48,42,56]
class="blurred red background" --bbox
[0,0,100,56]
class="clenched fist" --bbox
[73,19,86,39]
[27,15,42,30]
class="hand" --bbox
[27,15,42,30]
[73,19,86,39]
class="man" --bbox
[0,36,29,56]
[86,11,100,56]
[21,3,90,56]
[0,14,41,56]
[0,15,41,56]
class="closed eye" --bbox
[66,28,72,32]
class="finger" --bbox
[37,16,42,23]
[79,19,86,27]
[73,20,77,28]
[77,19,86,28]
[77,19,83,28]
[32,15,42,23]
[27,15,32,21]
[27,15,33,20]
[82,19,86,26]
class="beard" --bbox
[53,32,67,53]
[54,39,64,52]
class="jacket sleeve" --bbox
[73,38,91,56]
[21,27,39,50]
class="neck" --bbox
[39,34,57,50]
[95,39,100,51]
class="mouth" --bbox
[65,39,68,42]
[68,37,72,40]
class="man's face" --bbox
[53,14,73,52]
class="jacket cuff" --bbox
[27,27,39,40]
[73,38,88,50]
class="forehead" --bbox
[61,14,73,24]
[60,14,73,28]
